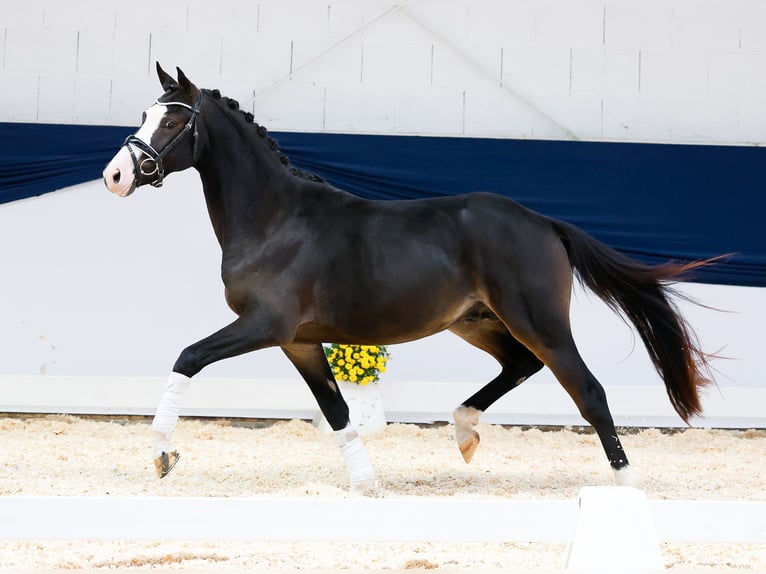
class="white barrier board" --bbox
[0,495,763,544]
[0,376,763,429]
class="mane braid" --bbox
[203,89,325,184]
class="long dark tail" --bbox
[550,218,716,424]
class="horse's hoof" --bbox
[350,478,379,495]
[459,432,480,463]
[154,450,180,479]
[613,465,638,487]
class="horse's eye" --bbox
[163,120,177,129]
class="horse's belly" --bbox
[296,297,476,345]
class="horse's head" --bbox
[103,63,202,197]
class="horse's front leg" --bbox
[152,314,291,478]
[282,344,377,492]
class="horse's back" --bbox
[317,188,565,290]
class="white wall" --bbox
[2,0,766,143]
[0,0,763,418]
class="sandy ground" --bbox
[0,415,764,570]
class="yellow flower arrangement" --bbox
[324,343,391,385]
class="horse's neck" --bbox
[195,123,293,247]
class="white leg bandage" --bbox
[152,372,191,456]
[335,424,376,489]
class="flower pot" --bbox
[312,379,387,436]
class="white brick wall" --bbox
[1,0,766,143]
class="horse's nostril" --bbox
[112,169,121,184]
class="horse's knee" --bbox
[173,346,204,378]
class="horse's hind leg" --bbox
[535,340,634,484]
[449,318,543,462]
[486,243,634,484]
[282,343,376,491]
[495,310,634,484]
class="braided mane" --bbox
[202,89,324,184]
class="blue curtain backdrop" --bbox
[1,122,763,286]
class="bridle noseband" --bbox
[123,97,201,188]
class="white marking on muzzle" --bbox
[102,104,168,197]
[103,147,137,197]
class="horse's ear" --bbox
[156,62,178,93]
[176,67,199,100]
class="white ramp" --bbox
[565,486,664,572]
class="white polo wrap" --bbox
[335,424,375,486]
[152,371,191,438]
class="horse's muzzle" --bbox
[103,147,138,197]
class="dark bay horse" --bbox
[104,64,713,489]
